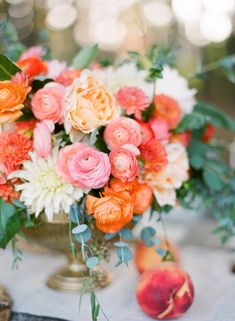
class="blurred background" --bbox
[0,0,235,142]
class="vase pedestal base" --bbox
[47,263,112,292]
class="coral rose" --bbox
[65,73,119,134]
[137,120,155,145]
[57,144,111,189]
[109,148,139,182]
[31,82,65,124]
[0,80,30,123]
[108,178,153,214]
[86,189,133,233]
[17,56,48,79]
[154,94,182,129]
[116,86,151,119]
[170,131,191,147]
[104,117,142,150]
[149,119,170,144]
[140,138,167,172]
[202,124,215,143]
[56,69,81,86]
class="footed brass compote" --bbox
[23,213,111,292]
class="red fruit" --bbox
[134,240,180,274]
[136,262,194,320]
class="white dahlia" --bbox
[155,65,197,114]
[9,149,85,221]
[91,62,153,97]
[144,143,189,207]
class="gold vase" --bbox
[23,213,111,292]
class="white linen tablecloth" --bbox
[1,242,235,321]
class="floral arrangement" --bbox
[1,42,235,320]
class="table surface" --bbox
[1,213,235,321]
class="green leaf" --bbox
[203,170,224,191]
[175,112,205,133]
[0,199,20,248]
[0,54,21,80]
[142,102,155,122]
[73,44,98,69]
[90,126,109,153]
[195,102,235,131]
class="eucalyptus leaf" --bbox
[203,170,224,191]
[75,226,92,243]
[119,228,133,241]
[73,44,98,69]
[114,241,129,247]
[72,224,87,235]
[86,256,99,269]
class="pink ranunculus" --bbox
[33,120,54,159]
[149,118,170,144]
[31,82,65,124]
[57,144,111,189]
[20,46,46,60]
[109,148,139,182]
[116,86,151,119]
[104,117,142,151]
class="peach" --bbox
[136,262,194,320]
[134,239,180,273]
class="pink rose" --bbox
[104,117,142,150]
[149,119,170,144]
[31,82,65,124]
[109,148,139,182]
[20,46,46,60]
[57,144,111,189]
[33,120,54,159]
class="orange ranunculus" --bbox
[108,178,153,214]
[17,56,48,79]
[154,94,182,129]
[0,81,30,123]
[86,190,133,233]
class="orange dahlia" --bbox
[0,132,33,175]
[0,181,19,203]
[154,94,182,129]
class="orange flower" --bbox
[15,119,37,138]
[86,189,133,233]
[140,138,167,172]
[154,94,182,129]
[109,178,153,214]
[0,132,33,175]
[0,80,30,123]
[56,69,81,86]
[17,56,48,79]
[0,180,19,203]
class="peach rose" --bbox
[86,189,133,233]
[57,143,111,189]
[65,73,119,134]
[31,82,65,124]
[109,148,139,182]
[0,80,30,123]
[108,177,153,214]
[104,117,142,150]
